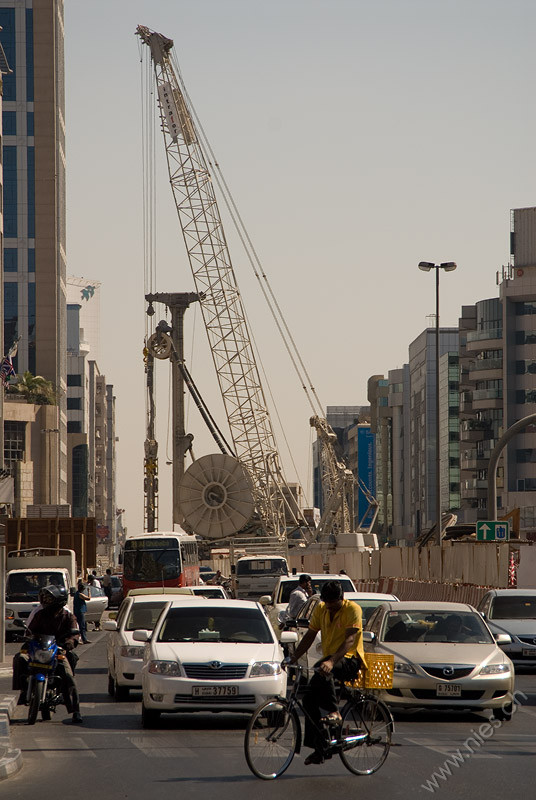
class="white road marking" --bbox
[129,736,196,758]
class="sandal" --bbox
[304,751,324,765]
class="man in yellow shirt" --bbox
[290,580,364,765]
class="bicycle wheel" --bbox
[339,696,392,775]
[245,699,299,780]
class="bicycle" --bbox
[244,663,393,780]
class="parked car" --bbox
[109,575,124,607]
[85,585,108,625]
[260,573,357,635]
[477,588,536,667]
[363,601,515,719]
[102,588,202,700]
[134,598,297,727]
[290,591,398,678]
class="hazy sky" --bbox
[64,1,536,534]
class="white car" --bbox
[364,601,515,719]
[85,585,109,625]
[103,589,202,700]
[260,573,357,635]
[134,598,297,727]
[477,589,536,667]
[292,591,398,678]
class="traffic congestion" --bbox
[4,563,536,798]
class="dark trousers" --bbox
[302,656,361,751]
[104,585,112,608]
[75,612,88,642]
[12,651,80,713]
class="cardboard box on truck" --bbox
[3,517,97,576]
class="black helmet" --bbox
[41,584,68,608]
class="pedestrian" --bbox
[281,574,313,624]
[90,570,102,589]
[102,568,113,609]
[73,580,90,644]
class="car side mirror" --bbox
[280,631,298,644]
[494,633,512,645]
[132,629,150,642]
[362,631,376,643]
[259,595,271,606]
[102,620,118,632]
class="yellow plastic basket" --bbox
[347,653,394,690]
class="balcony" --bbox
[466,328,503,352]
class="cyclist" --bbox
[289,580,364,765]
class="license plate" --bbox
[522,649,536,657]
[192,685,238,697]
[436,683,461,697]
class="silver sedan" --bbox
[364,601,515,719]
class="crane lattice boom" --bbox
[137,26,286,537]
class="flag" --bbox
[0,356,15,386]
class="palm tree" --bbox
[9,371,58,405]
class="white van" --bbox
[235,555,288,599]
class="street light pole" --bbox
[418,261,457,548]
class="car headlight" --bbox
[250,661,282,677]
[394,662,417,675]
[148,660,181,676]
[480,663,511,675]
[34,649,54,664]
[5,609,14,620]
[120,646,145,658]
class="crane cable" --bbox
[170,51,324,422]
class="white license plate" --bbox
[436,683,462,697]
[192,685,239,697]
[522,649,536,657]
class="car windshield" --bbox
[6,572,65,602]
[157,606,273,643]
[381,610,494,644]
[490,596,536,620]
[279,578,355,604]
[351,599,389,624]
[125,602,167,631]
[194,588,225,599]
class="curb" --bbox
[0,694,22,781]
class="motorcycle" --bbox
[25,634,67,724]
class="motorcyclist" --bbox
[12,584,84,724]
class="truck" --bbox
[5,548,77,637]
[234,554,289,600]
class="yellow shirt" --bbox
[309,598,365,663]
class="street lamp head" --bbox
[418,261,434,272]
[440,262,457,272]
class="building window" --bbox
[516,360,536,375]
[516,390,536,404]
[28,282,35,375]
[517,449,536,463]
[516,330,536,345]
[3,145,17,237]
[67,421,82,434]
[25,9,33,102]
[67,374,82,387]
[0,9,16,101]
[4,248,17,272]
[28,249,35,273]
[67,397,81,410]
[4,282,18,365]
[4,421,25,470]
[27,112,34,136]
[516,301,536,316]
[27,146,35,238]
[2,111,16,135]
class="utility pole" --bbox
[145,292,200,528]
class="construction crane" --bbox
[137,25,294,540]
[136,25,378,549]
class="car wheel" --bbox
[141,703,161,729]
[493,702,513,722]
[115,683,130,702]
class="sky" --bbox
[64,0,536,534]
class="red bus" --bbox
[122,531,200,594]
